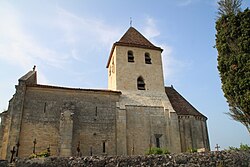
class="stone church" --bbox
[0,27,209,159]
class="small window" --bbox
[154,134,162,148]
[102,141,106,153]
[128,51,134,62]
[111,58,115,73]
[137,76,145,90]
[145,53,151,64]
[109,67,111,76]
[43,102,47,113]
[156,137,160,148]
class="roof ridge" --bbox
[29,84,121,94]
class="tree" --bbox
[215,7,250,133]
[218,0,242,16]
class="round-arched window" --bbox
[137,76,145,90]
[145,52,151,64]
[128,50,134,62]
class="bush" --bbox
[29,153,37,159]
[29,150,50,159]
[146,147,170,155]
[228,143,250,151]
[187,148,197,153]
[37,150,50,157]
[239,143,250,151]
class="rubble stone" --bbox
[12,151,250,167]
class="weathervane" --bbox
[130,17,132,27]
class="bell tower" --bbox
[106,27,165,92]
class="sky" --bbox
[0,0,249,151]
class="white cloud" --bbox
[55,7,121,59]
[142,17,184,82]
[143,17,160,39]
[0,2,66,71]
[160,44,187,84]
[177,0,217,6]
[0,2,121,69]
[37,71,50,84]
[178,0,192,6]
[160,44,174,79]
[0,2,122,88]
[0,2,186,92]
[52,7,122,86]
[176,0,201,6]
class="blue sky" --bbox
[0,0,249,150]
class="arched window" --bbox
[145,53,151,64]
[137,76,145,90]
[128,50,134,62]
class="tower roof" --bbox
[165,86,207,119]
[117,27,163,51]
[106,27,163,68]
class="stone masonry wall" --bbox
[11,151,250,167]
[126,106,167,155]
[116,90,182,154]
[15,86,120,158]
[0,114,3,157]
[178,116,210,152]
[5,82,27,160]
[111,46,165,92]
[1,71,37,160]
[0,108,11,159]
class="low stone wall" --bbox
[8,151,250,167]
[0,160,8,167]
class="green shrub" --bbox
[37,150,50,157]
[228,143,250,151]
[29,150,50,159]
[29,153,37,159]
[239,143,250,151]
[146,147,170,155]
[187,148,197,153]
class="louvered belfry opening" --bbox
[137,76,145,90]
[128,50,134,62]
[145,53,151,64]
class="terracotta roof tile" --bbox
[106,27,163,68]
[117,27,162,51]
[165,86,207,119]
